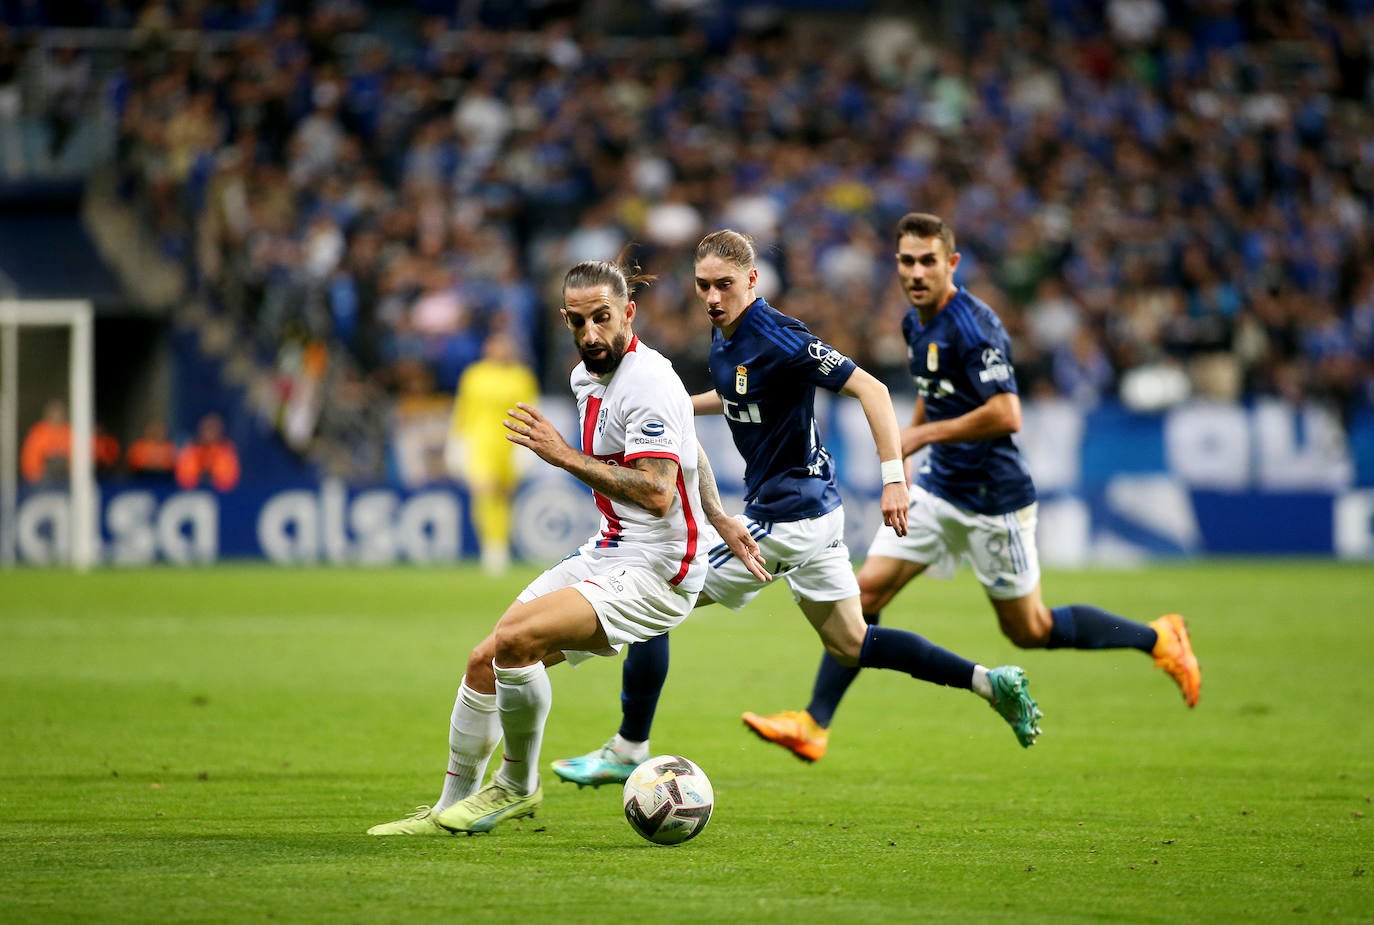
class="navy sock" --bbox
[1047,605,1156,652]
[619,633,669,741]
[805,612,880,727]
[857,625,976,690]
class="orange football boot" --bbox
[741,709,829,762]
[1149,613,1201,707]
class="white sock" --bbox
[437,679,500,812]
[493,660,551,796]
[611,733,649,763]
[971,665,993,701]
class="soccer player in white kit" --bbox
[366,258,759,837]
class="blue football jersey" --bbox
[903,288,1036,515]
[708,298,857,522]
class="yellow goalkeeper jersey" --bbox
[452,357,540,458]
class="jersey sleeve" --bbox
[621,363,691,464]
[782,320,858,393]
[959,321,1019,402]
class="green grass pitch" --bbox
[1,561,1371,923]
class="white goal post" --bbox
[0,299,95,570]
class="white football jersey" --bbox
[569,336,705,593]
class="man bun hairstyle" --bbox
[563,250,656,302]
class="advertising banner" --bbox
[8,397,1373,566]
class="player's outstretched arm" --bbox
[697,445,770,582]
[839,368,909,537]
[900,391,1021,457]
[505,402,681,515]
[691,391,724,416]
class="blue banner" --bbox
[7,398,1374,565]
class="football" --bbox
[622,755,714,846]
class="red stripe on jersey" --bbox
[623,450,695,581]
[668,463,699,586]
[622,451,678,464]
[595,487,625,548]
[581,393,624,547]
[581,394,601,455]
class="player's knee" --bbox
[492,623,545,668]
[1002,626,1034,648]
[820,626,864,666]
[858,586,887,615]
[825,640,860,667]
[1001,616,1051,648]
[465,642,496,687]
[490,625,521,666]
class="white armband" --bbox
[880,459,906,486]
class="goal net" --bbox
[0,299,95,569]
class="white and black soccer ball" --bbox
[622,755,714,846]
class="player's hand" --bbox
[505,402,571,466]
[880,481,909,537]
[713,514,771,583]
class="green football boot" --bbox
[366,805,451,836]
[435,781,542,834]
[988,666,1043,748]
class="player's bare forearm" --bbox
[691,391,724,416]
[910,396,927,428]
[697,446,770,582]
[839,369,908,535]
[900,392,1021,456]
[506,403,679,514]
[839,368,905,465]
[567,454,679,516]
[696,445,728,521]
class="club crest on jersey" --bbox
[807,341,847,376]
[978,347,1012,383]
[735,365,748,394]
[597,407,608,434]
[927,343,939,372]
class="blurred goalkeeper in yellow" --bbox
[447,331,540,575]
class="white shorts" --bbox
[701,506,859,609]
[866,484,1040,600]
[518,553,698,666]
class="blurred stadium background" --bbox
[1,0,1372,569]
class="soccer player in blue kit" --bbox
[552,229,1043,787]
[741,212,1202,763]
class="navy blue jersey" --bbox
[903,288,1036,515]
[708,298,857,522]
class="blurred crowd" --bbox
[5,0,1374,476]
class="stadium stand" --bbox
[0,179,122,304]
[2,0,1372,488]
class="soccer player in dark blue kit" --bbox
[742,212,1202,762]
[552,229,1043,786]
